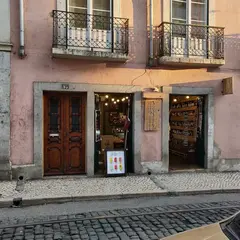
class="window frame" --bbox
[67,0,112,30]
[171,0,208,26]
[67,0,112,17]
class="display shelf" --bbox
[170,126,196,131]
[169,98,199,163]
[170,106,197,112]
[170,116,196,121]
[172,134,196,142]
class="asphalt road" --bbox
[1,193,240,240]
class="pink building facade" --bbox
[2,0,240,179]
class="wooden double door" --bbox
[44,92,86,176]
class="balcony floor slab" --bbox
[158,56,225,68]
[52,47,128,62]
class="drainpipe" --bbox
[149,0,154,65]
[19,0,25,58]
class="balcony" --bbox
[52,10,129,62]
[153,22,225,68]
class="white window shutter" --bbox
[208,0,216,26]
[114,0,121,17]
[57,0,66,11]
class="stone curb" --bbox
[1,188,240,208]
[168,188,240,196]
[0,191,168,208]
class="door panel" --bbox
[44,92,86,176]
[65,95,86,174]
[44,93,64,175]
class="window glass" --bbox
[49,97,60,132]
[93,11,110,30]
[69,7,87,28]
[69,0,87,8]
[69,7,87,14]
[93,0,110,11]
[191,2,206,23]
[93,0,110,30]
[172,0,187,21]
[192,0,205,3]
[172,0,207,24]
[71,98,81,132]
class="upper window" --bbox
[68,0,111,29]
[69,0,87,14]
[172,0,207,25]
[69,0,110,17]
[93,0,110,18]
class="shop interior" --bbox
[94,93,133,175]
[169,95,205,170]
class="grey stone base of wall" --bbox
[11,165,43,180]
[0,162,12,180]
[141,161,168,174]
[0,51,11,180]
[213,159,240,172]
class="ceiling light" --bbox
[122,98,125,102]
[114,101,116,104]
[186,96,190,99]
[105,95,109,98]
[173,99,177,102]
[105,103,108,106]
[117,99,120,102]
[112,98,115,102]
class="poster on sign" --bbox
[105,150,126,177]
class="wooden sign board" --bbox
[144,100,161,131]
[222,77,233,95]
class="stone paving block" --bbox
[0,201,239,240]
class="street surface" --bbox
[1,193,240,240]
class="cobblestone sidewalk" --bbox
[152,172,240,193]
[1,172,240,207]
[0,176,165,203]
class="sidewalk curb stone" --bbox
[1,189,240,208]
[0,191,168,208]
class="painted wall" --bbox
[10,0,240,169]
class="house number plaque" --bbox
[62,84,69,89]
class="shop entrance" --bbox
[94,93,134,175]
[169,95,205,170]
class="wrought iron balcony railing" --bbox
[157,22,224,60]
[52,10,129,55]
